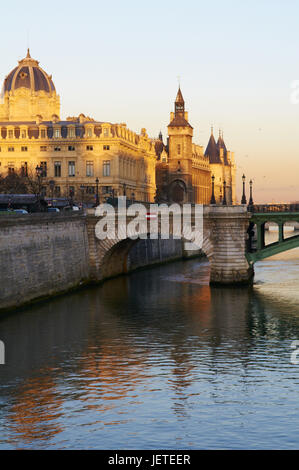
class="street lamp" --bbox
[210,174,216,204]
[222,180,227,205]
[241,174,247,205]
[249,179,254,207]
[35,165,43,211]
[80,184,85,207]
[95,177,99,206]
[69,188,74,208]
[49,180,55,207]
[123,183,126,196]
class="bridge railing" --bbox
[248,204,299,213]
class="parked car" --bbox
[63,205,80,212]
[12,209,28,214]
[47,207,60,213]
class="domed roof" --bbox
[2,49,56,95]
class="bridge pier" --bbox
[204,206,253,285]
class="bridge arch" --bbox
[246,207,299,263]
[95,232,214,281]
[87,205,252,285]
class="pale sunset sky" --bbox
[1,0,298,203]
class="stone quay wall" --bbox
[0,213,185,312]
[0,213,90,311]
[0,206,253,312]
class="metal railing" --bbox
[248,204,299,213]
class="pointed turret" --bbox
[205,128,221,163]
[175,87,184,112]
[216,131,229,165]
[168,86,192,128]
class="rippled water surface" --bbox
[0,231,299,449]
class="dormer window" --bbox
[69,128,75,138]
[87,128,92,137]
[8,130,13,139]
[40,129,46,139]
[21,130,27,139]
[54,129,60,138]
[103,128,109,137]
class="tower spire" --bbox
[174,86,185,115]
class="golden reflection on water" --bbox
[1,236,299,449]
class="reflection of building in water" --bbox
[9,373,63,444]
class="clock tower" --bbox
[167,87,194,203]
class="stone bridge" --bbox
[86,205,253,285]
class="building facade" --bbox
[0,50,156,203]
[155,88,236,205]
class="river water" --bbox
[0,230,299,449]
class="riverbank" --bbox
[0,213,198,313]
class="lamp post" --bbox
[35,164,43,211]
[249,179,254,207]
[95,177,99,206]
[210,174,216,204]
[131,191,135,203]
[241,174,247,205]
[69,188,74,208]
[80,184,85,207]
[49,180,55,207]
[222,180,227,205]
[123,183,126,196]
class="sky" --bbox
[1,0,299,203]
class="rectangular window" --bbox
[54,129,60,138]
[86,161,94,177]
[86,186,95,194]
[54,186,61,196]
[87,128,92,137]
[8,130,13,139]
[103,145,110,150]
[8,147,14,152]
[40,161,47,177]
[86,145,93,151]
[8,163,14,174]
[21,130,27,139]
[21,146,28,152]
[40,146,47,152]
[68,161,75,177]
[54,146,61,151]
[68,146,75,151]
[54,161,61,177]
[103,160,110,176]
[69,128,75,138]
[40,129,46,139]
[21,162,28,177]
[102,186,112,194]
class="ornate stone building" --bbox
[155,88,236,205]
[0,50,156,202]
[204,129,236,204]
